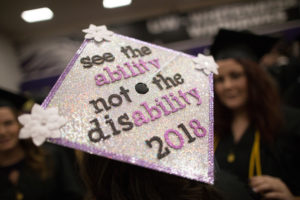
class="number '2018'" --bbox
[145,119,207,159]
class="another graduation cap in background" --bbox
[210,29,278,62]
[17,25,218,184]
[0,88,33,111]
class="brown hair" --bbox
[6,106,52,179]
[80,152,222,200]
[20,140,52,179]
[214,59,283,143]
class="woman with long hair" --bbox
[214,58,299,200]
[0,89,84,200]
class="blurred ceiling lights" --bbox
[103,0,132,9]
[21,7,54,23]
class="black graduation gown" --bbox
[215,125,286,180]
[0,144,85,200]
[215,124,298,198]
[267,57,300,108]
[277,106,300,195]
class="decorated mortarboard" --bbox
[18,24,218,184]
[210,29,278,62]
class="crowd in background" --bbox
[0,27,300,200]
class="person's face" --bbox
[214,59,248,111]
[0,107,20,152]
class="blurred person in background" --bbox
[0,88,85,200]
[211,29,300,200]
[260,38,300,108]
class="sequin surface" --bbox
[42,34,214,184]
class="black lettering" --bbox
[157,74,177,89]
[178,123,195,143]
[118,113,133,131]
[103,53,115,62]
[92,55,104,65]
[105,115,121,136]
[141,46,151,55]
[80,56,93,68]
[119,86,132,102]
[120,46,130,58]
[89,98,111,113]
[108,94,122,107]
[145,136,170,159]
[152,77,163,90]
[174,73,184,85]
[88,118,110,142]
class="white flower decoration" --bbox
[193,54,219,76]
[18,104,67,146]
[82,24,114,42]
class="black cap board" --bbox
[210,29,278,62]
[0,88,28,110]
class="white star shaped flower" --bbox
[193,54,219,76]
[82,24,114,42]
[18,104,67,146]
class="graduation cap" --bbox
[0,88,30,110]
[210,29,278,62]
[18,25,218,184]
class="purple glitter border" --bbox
[208,73,215,184]
[42,35,214,184]
[48,136,210,183]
